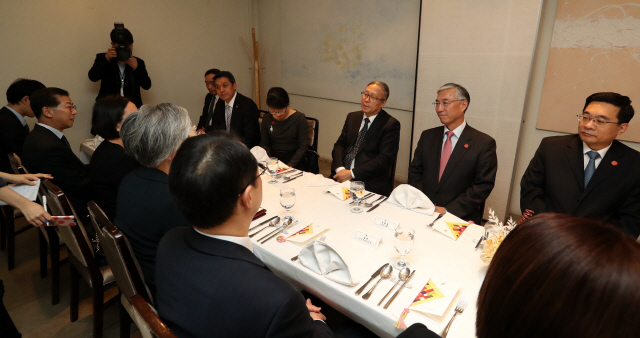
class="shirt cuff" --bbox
[350,170,355,179]
[336,166,345,173]
[314,319,326,324]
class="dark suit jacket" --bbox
[196,93,216,130]
[331,109,400,196]
[520,134,640,237]
[22,124,91,212]
[0,106,29,173]
[408,125,497,224]
[156,227,333,338]
[207,92,260,148]
[396,323,440,338]
[88,53,151,108]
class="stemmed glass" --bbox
[267,157,279,184]
[350,181,365,213]
[391,226,415,269]
[280,188,296,222]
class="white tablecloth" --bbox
[251,174,488,338]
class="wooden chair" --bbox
[305,116,320,174]
[42,180,116,338]
[129,294,177,338]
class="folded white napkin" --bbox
[302,173,337,187]
[324,181,353,201]
[250,146,269,163]
[299,241,358,286]
[387,184,435,215]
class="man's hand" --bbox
[333,169,352,183]
[4,173,52,185]
[435,206,446,215]
[105,47,117,61]
[189,126,198,137]
[306,299,326,321]
[124,56,138,70]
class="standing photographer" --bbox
[88,24,151,108]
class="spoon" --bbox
[364,195,385,207]
[279,216,293,235]
[362,264,392,300]
[249,216,280,238]
[378,267,410,306]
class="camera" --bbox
[113,22,132,62]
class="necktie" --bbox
[225,104,232,131]
[61,135,71,149]
[206,96,216,127]
[584,150,600,187]
[439,131,455,181]
[344,118,370,169]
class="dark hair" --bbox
[583,92,634,124]
[477,213,640,338]
[266,87,290,109]
[30,87,69,119]
[204,68,220,77]
[110,28,134,45]
[213,71,235,84]
[367,81,390,100]
[91,95,131,140]
[6,79,45,104]
[169,132,258,229]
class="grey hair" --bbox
[438,83,470,107]
[367,81,390,100]
[120,103,192,168]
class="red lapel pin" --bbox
[464,144,469,148]
[611,161,618,166]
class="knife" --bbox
[384,270,415,309]
[260,220,299,244]
[350,192,374,205]
[355,264,386,296]
[249,215,277,232]
[283,174,303,183]
[427,213,444,228]
[366,197,388,213]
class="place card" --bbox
[352,229,381,249]
[372,215,398,232]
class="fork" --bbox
[291,236,326,261]
[440,295,468,338]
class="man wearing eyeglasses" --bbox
[196,68,220,133]
[520,92,640,238]
[331,81,401,196]
[408,83,497,224]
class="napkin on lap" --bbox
[299,241,358,286]
[387,184,435,215]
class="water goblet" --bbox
[280,188,296,222]
[391,226,415,269]
[267,157,279,184]
[350,181,365,213]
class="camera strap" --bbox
[118,63,126,96]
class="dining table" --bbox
[250,172,488,338]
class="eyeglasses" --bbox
[577,114,620,127]
[432,100,463,108]
[361,92,385,102]
[238,163,267,197]
[52,104,77,112]
[269,107,288,115]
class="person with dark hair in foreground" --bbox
[260,87,309,170]
[89,95,140,221]
[196,68,220,132]
[0,78,45,173]
[88,26,151,108]
[157,133,333,338]
[399,213,640,338]
[520,92,640,237]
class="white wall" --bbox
[0,0,255,155]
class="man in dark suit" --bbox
[157,133,333,338]
[21,87,91,219]
[408,83,497,224]
[196,68,220,133]
[521,92,640,238]
[0,79,45,173]
[331,81,400,196]
[206,71,260,148]
[88,27,151,108]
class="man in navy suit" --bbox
[408,83,497,224]
[521,92,640,238]
[196,68,220,132]
[207,71,260,148]
[0,79,45,173]
[156,133,333,338]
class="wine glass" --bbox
[391,226,415,269]
[350,181,365,213]
[280,188,296,221]
[267,157,279,184]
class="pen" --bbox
[42,195,48,226]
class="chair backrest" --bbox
[87,201,153,304]
[305,117,319,151]
[129,294,177,338]
[7,153,25,175]
[258,109,268,125]
[42,180,94,268]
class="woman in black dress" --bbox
[89,95,140,221]
[260,87,309,170]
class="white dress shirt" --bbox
[442,120,467,152]
[194,228,254,253]
[36,123,64,139]
[582,142,611,169]
[336,113,379,179]
[5,106,26,126]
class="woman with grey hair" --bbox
[114,103,193,297]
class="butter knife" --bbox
[260,221,298,244]
[249,216,277,232]
[355,264,386,296]
[283,174,303,183]
[350,192,373,205]
[427,213,444,228]
[366,197,388,213]
[384,270,415,309]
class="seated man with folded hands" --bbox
[156,132,333,338]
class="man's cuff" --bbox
[336,166,345,173]
[314,319,326,324]
[351,170,355,179]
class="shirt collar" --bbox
[194,228,254,253]
[582,141,612,159]
[444,120,467,138]
[4,106,27,126]
[226,92,238,109]
[37,123,64,139]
